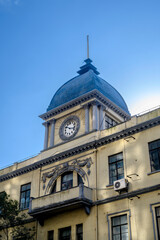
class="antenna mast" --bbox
[87,35,89,59]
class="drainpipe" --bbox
[95,149,98,240]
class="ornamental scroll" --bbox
[42,157,93,194]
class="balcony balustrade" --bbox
[29,184,93,226]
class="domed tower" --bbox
[40,58,130,150]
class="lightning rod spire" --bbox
[87,35,89,59]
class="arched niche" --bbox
[45,166,89,194]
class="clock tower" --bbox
[40,58,130,150]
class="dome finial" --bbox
[87,35,89,59]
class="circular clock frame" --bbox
[59,115,80,141]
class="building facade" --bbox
[0,58,160,240]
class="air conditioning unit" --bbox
[114,178,128,191]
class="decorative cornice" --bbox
[0,116,160,182]
[39,90,130,120]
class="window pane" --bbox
[110,176,117,184]
[109,155,117,163]
[110,164,116,170]
[112,215,128,240]
[113,235,120,240]
[59,227,71,240]
[149,140,160,172]
[122,233,128,240]
[21,185,27,191]
[156,207,160,217]
[121,225,128,233]
[121,215,127,224]
[117,161,123,168]
[118,174,124,180]
[20,183,31,209]
[109,153,124,184]
[117,168,124,175]
[117,153,123,161]
[61,172,73,190]
[113,226,120,235]
[112,216,121,226]
[156,207,160,239]
[26,184,31,190]
[48,230,54,240]
[76,224,83,240]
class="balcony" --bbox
[28,184,93,225]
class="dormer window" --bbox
[61,172,73,191]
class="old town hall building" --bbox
[0,58,160,240]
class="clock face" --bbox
[59,116,80,140]
[64,120,76,137]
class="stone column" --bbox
[99,105,106,130]
[92,102,98,131]
[50,119,56,148]
[84,104,89,133]
[43,122,49,150]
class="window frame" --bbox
[19,182,31,210]
[107,210,132,240]
[58,226,71,240]
[111,214,128,240]
[149,139,160,172]
[105,114,118,129]
[108,152,124,185]
[61,172,73,191]
[76,223,83,240]
[48,230,54,240]
[155,207,160,239]
[150,202,160,240]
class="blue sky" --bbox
[0,0,160,169]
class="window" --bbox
[48,230,54,240]
[111,214,128,240]
[76,224,83,240]
[20,183,31,210]
[61,172,73,191]
[149,139,160,171]
[59,227,71,240]
[156,207,160,239]
[105,114,117,129]
[109,152,124,185]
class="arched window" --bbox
[61,172,73,191]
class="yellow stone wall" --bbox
[0,107,160,240]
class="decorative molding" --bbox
[39,90,130,120]
[59,115,80,141]
[0,116,160,182]
[43,157,93,194]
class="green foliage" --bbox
[0,192,35,240]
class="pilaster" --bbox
[49,119,56,148]
[43,122,49,150]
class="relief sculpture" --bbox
[42,157,93,194]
